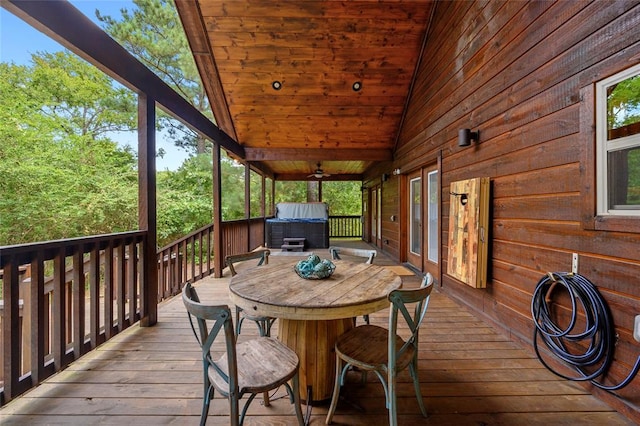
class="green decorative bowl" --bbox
[294,255,336,280]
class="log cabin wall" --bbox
[367,1,640,421]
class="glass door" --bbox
[406,171,421,269]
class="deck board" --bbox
[1,245,634,425]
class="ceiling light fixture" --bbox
[272,80,282,90]
[352,81,362,92]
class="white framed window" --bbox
[595,63,640,216]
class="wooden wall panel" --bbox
[371,1,640,421]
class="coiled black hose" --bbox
[531,272,640,391]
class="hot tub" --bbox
[265,202,330,249]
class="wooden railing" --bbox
[155,218,266,299]
[329,215,362,238]
[220,217,266,261]
[0,231,146,404]
[0,215,358,405]
[156,223,215,301]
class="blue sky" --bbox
[1,1,189,171]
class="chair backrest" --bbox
[329,246,377,264]
[182,282,239,394]
[387,273,434,367]
[225,248,270,276]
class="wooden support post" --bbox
[213,144,224,278]
[138,94,158,327]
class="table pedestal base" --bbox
[278,317,354,403]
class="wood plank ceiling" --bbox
[175,0,434,180]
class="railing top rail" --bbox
[156,223,214,252]
[0,230,146,267]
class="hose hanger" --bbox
[531,272,640,391]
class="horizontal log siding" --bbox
[381,177,400,256]
[381,1,640,422]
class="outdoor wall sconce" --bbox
[272,80,282,90]
[451,191,469,206]
[382,173,389,182]
[458,128,479,147]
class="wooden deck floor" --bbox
[1,243,634,425]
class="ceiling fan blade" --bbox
[308,162,329,178]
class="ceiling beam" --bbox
[245,148,392,162]
[275,174,362,182]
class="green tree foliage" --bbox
[607,74,640,204]
[220,153,246,221]
[1,4,364,249]
[156,154,213,246]
[273,181,362,215]
[0,55,138,245]
[250,169,263,218]
[275,181,307,204]
[97,0,211,154]
[322,181,362,215]
[29,52,136,137]
[607,75,640,129]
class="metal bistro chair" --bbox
[325,273,434,426]
[182,282,304,426]
[329,246,377,324]
[329,246,377,264]
[226,249,276,337]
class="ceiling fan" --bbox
[308,162,331,179]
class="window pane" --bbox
[607,74,640,140]
[608,146,640,209]
[427,171,438,263]
[410,178,421,255]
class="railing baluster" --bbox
[89,246,100,349]
[72,248,85,358]
[30,251,45,384]
[116,244,126,332]
[52,249,66,371]
[128,242,138,326]
[104,244,114,340]
[2,256,21,400]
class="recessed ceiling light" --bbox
[352,81,362,92]
[272,80,282,90]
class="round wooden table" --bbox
[228,259,401,403]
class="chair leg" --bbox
[235,306,243,336]
[257,318,270,337]
[325,354,343,424]
[291,372,305,426]
[410,360,428,417]
[262,390,271,407]
[201,383,214,426]
[387,371,398,426]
